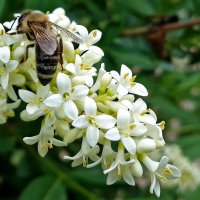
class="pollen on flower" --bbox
[159,173,167,182]
[164,168,173,175]
[88,116,97,126]
[159,121,165,130]
[93,31,97,37]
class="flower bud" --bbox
[64,128,83,144]
[99,73,112,94]
[155,139,165,148]
[55,120,70,138]
[137,138,156,153]
[63,41,75,62]
[130,158,143,177]
[13,46,25,60]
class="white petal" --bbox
[63,100,78,120]
[150,173,156,194]
[76,25,89,42]
[129,83,148,96]
[44,94,62,107]
[56,73,71,94]
[104,128,120,141]
[84,97,97,116]
[65,63,76,74]
[121,137,136,154]
[110,70,120,81]
[5,60,19,72]
[72,115,88,128]
[130,159,143,177]
[81,46,104,66]
[117,84,128,96]
[130,123,147,136]
[104,160,118,174]
[120,64,132,79]
[1,72,9,90]
[23,135,39,145]
[106,168,118,185]
[121,100,133,110]
[132,98,147,114]
[18,89,36,103]
[145,124,163,140]
[7,85,17,101]
[122,166,135,186]
[139,114,156,125]
[95,115,116,129]
[117,109,130,129]
[38,140,48,157]
[87,30,102,46]
[86,125,99,147]
[26,103,40,115]
[158,156,169,169]
[52,138,66,146]
[165,164,181,179]
[70,85,89,100]
[0,46,10,63]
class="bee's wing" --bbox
[28,22,57,55]
[49,22,83,44]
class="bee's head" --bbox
[17,10,32,29]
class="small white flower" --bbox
[0,60,19,89]
[141,155,181,197]
[64,136,100,167]
[72,97,116,147]
[64,54,96,87]
[44,73,89,120]
[87,140,116,169]
[103,143,135,186]
[19,85,50,115]
[76,25,102,51]
[23,123,66,157]
[122,98,157,125]
[111,64,148,98]
[105,108,146,154]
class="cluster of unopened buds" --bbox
[0,8,181,197]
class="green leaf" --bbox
[116,0,157,16]
[178,134,200,159]
[0,0,6,18]
[19,175,67,200]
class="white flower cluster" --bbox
[0,8,181,197]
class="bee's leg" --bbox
[58,36,63,71]
[20,44,35,63]
[6,30,26,35]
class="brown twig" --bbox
[122,17,200,37]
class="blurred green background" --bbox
[1,0,200,199]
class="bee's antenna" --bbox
[9,16,19,30]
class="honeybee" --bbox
[9,10,82,85]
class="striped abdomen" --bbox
[36,42,59,86]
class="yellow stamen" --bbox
[88,116,97,126]
[159,121,165,130]
[164,168,173,175]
